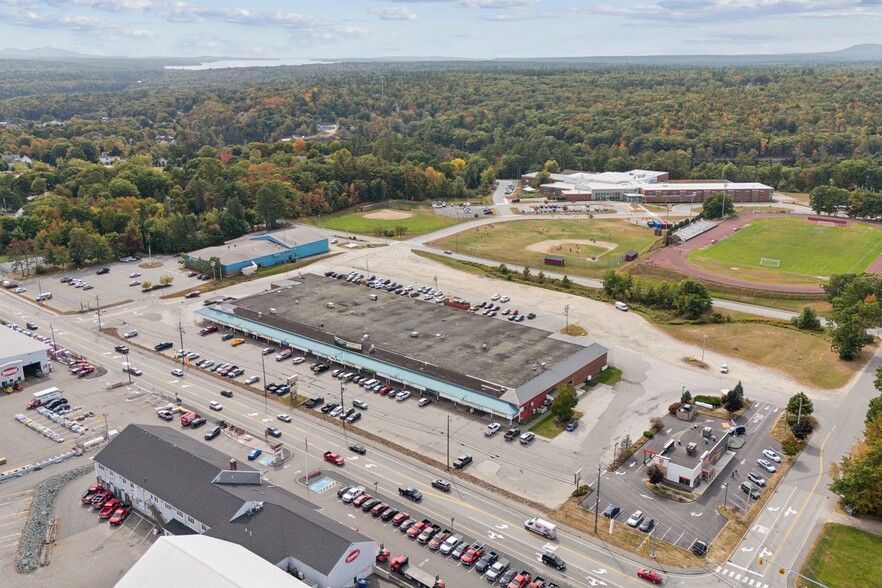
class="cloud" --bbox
[0,5,154,36]
[387,0,540,7]
[370,6,418,20]
[590,0,882,24]
[478,10,533,20]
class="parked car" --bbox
[485,422,501,436]
[353,399,368,410]
[757,459,777,473]
[453,454,472,469]
[602,504,621,518]
[626,510,645,527]
[230,338,245,346]
[418,397,432,407]
[204,426,221,440]
[747,472,767,487]
[245,375,260,385]
[519,431,536,445]
[566,419,580,432]
[763,449,782,463]
[504,428,521,441]
[108,504,132,526]
[96,267,110,275]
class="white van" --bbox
[524,517,557,539]
[615,301,629,311]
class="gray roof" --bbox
[231,274,600,395]
[0,328,51,358]
[94,425,368,574]
[505,343,608,405]
[187,226,327,267]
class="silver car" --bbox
[757,459,777,473]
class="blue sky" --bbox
[0,0,880,59]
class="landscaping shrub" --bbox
[668,402,682,415]
[694,395,722,407]
[643,430,655,439]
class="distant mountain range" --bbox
[3,44,882,65]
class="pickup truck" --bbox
[407,518,432,538]
[528,577,546,588]
[504,428,521,441]
[508,570,532,588]
[453,454,473,469]
[390,556,446,588]
[323,451,345,466]
[417,522,441,544]
[399,487,423,502]
[460,541,485,566]
[427,529,452,551]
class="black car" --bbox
[266,427,282,438]
[361,498,381,512]
[96,267,110,275]
[638,518,656,533]
[114,344,129,354]
[380,507,399,521]
[504,428,521,441]
[337,485,352,499]
[190,417,207,428]
[541,552,566,570]
[345,412,362,424]
[204,426,221,440]
[154,341,174,351]
[349,443,367,455]
[602,504,621,518]
[399,487,423,502]
[475,551,499,573]
[220,390,234,398]
[691,540,708,556]
[185,291,201,299]
[320,402,339,414]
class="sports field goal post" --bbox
[759,258,781,268]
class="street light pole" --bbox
[49,323,57,351]
[446,415,451,472]
[564,304,570,333]
[434,275,438,293]
[701,333,708,364]
[722,483,728,508]
[96,295,102,331]
[261,352,268,414]
[340,380,348,443]
[178,304,185,367]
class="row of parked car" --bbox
[338,483,563,587]
[80,484,133,526]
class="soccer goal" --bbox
[760,258,781,268]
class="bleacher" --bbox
[671,219,717,243]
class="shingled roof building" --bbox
[94,424,374,588]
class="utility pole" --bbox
[594,464,601,533]
[341,380,347,443]
[261,352,268,414]
[96,295,102,331]
[178,305,185,367]
[49,323,57,351]
[701,333,708,364]
[564,304,570,333]
[722,482,728,508]
[446,415,451,472]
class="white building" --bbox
[94,425,375,588]
[0,328,51,387]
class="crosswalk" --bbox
[716,566,772,588]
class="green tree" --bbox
[831,313,866,360]
[829,414,882,515]
[108,178,140,198]
[701,192,735,219]
[255,180,292,229]
[792,307,822,330]
[674,278,713,319]
[561,275,571,289]
[681,389,692,404]
[550,382,577,421]
[791,420,815,440]
[647,464,664,484]
[782,434,803,456]
[786,392,814,417]
[868,394,882,424]
[809,185,850,215]
[723,382,744,413]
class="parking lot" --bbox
[308,470,572,588]
[9,255,206,315]
[583,401,783,551]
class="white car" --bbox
[277,413,292,423]
[171,368,184,377]
[14,287,26,293]
[330,406,344,418]
[626,510,645,527]
[209,401,223,411]
[245,375,261,385]
[500,295,510,303]
[292,356,305,364]
[261,347,274,356]
[757,459,777,473]
[129,272,141,278]
[396,391,411,401]
[763,449,782,463]
[484,423,501,436]
[720,363,729,374]
[490,294,500,301]
[341,486,364,503]
[123,330,138,338]
[129,280,141,287]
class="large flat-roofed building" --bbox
[521,169,772,204]
[94,424,375,588]
[0,327,51,387]
[197,274,608,422]
[184,225,329,277]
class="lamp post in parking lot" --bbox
[340,380,348,443]
[722,482,728,509]
[261,352,268,414]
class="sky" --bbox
[0,0,881,60]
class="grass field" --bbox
[433,219,660,278]
[688,217,882,284]
[797,524,882,588]
[305,202,466,238]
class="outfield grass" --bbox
[304,202,466,238]
[797,524,882,588]
[689,217,882,283]
[433,219,660,278]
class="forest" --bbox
[2,59,882,265]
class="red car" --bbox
[98,498,121,519]
[81,484,104,504]
[323,451,345,466]
[637,568,663,585]
[109,504,132,526]
[371,503,389,517]
[392,512,410,526]
[407,520,429,538]
[353,494,373,507]
[90,490,113,508]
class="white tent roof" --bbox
[115,535,310,588]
